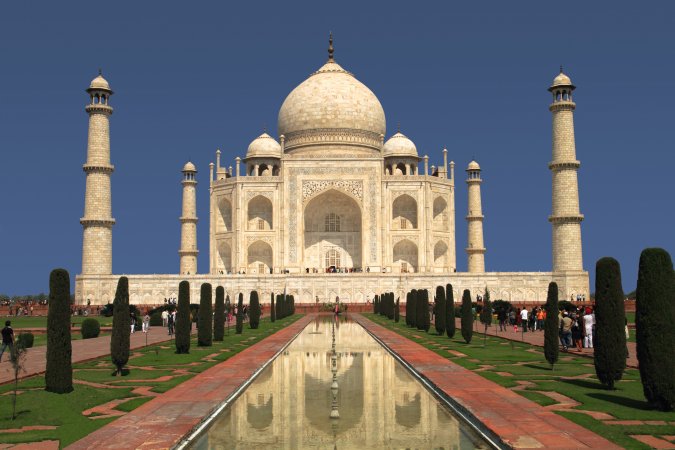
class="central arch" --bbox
[303,189,362,271]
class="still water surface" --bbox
[189,316,488,449]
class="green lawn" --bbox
[3,316,114,329]
[0,314,301,448]
[365,313,675,450]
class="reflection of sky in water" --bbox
[189,317,487,449]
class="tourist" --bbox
[571,312,583,351]
[509,308,516,332]
[536,307,545,331]
[167,311,175,336]
[559,312,573,351]
[130,312,136,334]
[497,308,507,331]
[0,321,14,362]
[161,309,169,327]
[142,313,150,333]
[520,308,528,333]
[583,307,594,348]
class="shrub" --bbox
[81,318,101,339]
[45,268,73,393]
[100,302,114,317]
[395,298,400,323]
[110,277,131,376]
[435,286,446,336]
[558,300,574,311]
[276,294,284,319]
[636,248,675,411]
[213,287,225,341]
[460,289,473,344]
[198,283,213,347]
[416,290,426,331]
[290,294,295,315]
[594,257,627,389]
[250,290,261,329]
[374,294,379,314]
[421,290,430,332]
[446,284,455,338]
[544,282,559,369]
[270,292,276,323]
[236,293,244,334]
[149,311,163,327]
[479,289,492,346]
[175,281,191,354]
[16,333,34,349]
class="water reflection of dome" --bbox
[304,353,364,435]
[247,396,273,430]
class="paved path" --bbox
[0,327,180,385]
[456,318,639,368]
[354,314,620,449]
[66,314,315,450]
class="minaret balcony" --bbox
[465,247,486,254]
[465,214,484,221]
[549,101,576,112]
[80,218,115,227]
[179,216,198,223]
[548,160,580,170]
[548,214,584,224]
[85,104,113,115]
[83,163,114,173]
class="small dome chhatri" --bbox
[383,132,418,158]
[89,69,111,91]
[467,160,481,170]
[182,161,197,172]
[246,133,282,159]
[550,66,575,90]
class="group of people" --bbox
[558,306,596,352]
[497,306,547,332]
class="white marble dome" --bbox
[551,71,573,88]
[277,60,386,140]
[467,160,481,170]
[182,161,197,172]
[89,74,111,91]
[246,133,282,159]
[383,132,418,158]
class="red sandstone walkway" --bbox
[66,314,315,450]
[354,314,620,449]
[0,328,182,385]
[453,318,639,368]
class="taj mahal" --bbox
[75,37,589,305]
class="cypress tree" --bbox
[435,286,446,336]
[175,283,191,350]
[544,282,559,369]
[387,293,394,320]
[276,294,284,319]
[395,297,400,322]
[479,289,492,346]
[374,294,379,314]
[446,284,455,338]
[636,248,675,411]
[236,293,244,334]
[45,268,73,393]
[250,290,261,329]
[198,283,213,347]
[461,289,473,344]
[175,281,191,354]
[421,290,431,332]
[213,286,225,341]
[416,289,426,330]
[405,291,412,326]
[110,276,131,376]
[594,257,627,389]
[270,292,276,322]
[290,294,295,315]
[410,290,418,328]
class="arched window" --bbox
[325,249,341,268]
[325,213,340,232]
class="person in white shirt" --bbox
[161,310,169,327]
[520,308,528,332]
[583,308,595,348]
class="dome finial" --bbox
[98,68,102,76]
[560,65,564,74]
[328,32,334,61]
[397,121,401,133]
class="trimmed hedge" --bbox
[435,286,446,336]
[45,268,73,393]
[636,248,675,411]
[111,277,131,376]
[544,282,559,368]
[446,284,455,338]
[175,281,191,354]
[236,293,244,334]
[250,290,261,329]
[460,289,473,344]
[198,283,213,347]
[213,287,225,341]
[81,318,101,339]
[17,333,34,349]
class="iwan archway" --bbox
[303,189,362,272]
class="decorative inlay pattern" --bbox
[302,180,363,202]
[392,235,419,245]
[288,167,378,263]
[246,235,275,247]
[245,191,274,201]
[392,191,418,201]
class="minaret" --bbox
[81,71,115,275]
[179,162,198,274]
[548,68,584,272]
[465,160,486,272]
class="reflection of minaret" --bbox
[465,161,486,272]
[179,162,198,274]
[81,71,115,275]
[548,68,584,272]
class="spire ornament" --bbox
[328,32,334,61]
[560,65,564,73]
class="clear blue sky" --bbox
[1,1,673,295]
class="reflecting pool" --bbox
[188,317,489,449]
